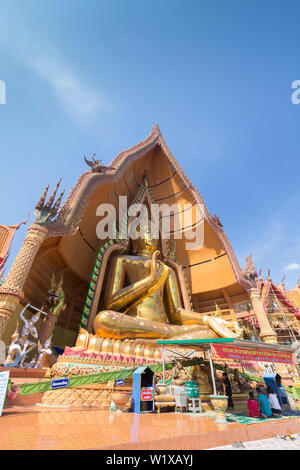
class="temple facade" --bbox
[0,125,298,354]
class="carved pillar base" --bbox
[250,288,277,344]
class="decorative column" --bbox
[0,224,48,338]
[0,179,64,339]
[250,288,277,344]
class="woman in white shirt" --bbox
[267,386,282,415]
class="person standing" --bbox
[222,372,234,409]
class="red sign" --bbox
[212,344,293,364]
[141,387,153,401]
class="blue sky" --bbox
[0,0,300,289]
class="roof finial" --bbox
[34,179,64,226]
[45,178,62,208]
[297,278,300,289]
[36,185,49,210]
[212,214,224,228]
[7,214,30,231]
[245,253,255,273]
[52,190,65,214]
[267,266,271,280]
[151,123,161,135]
[258,269,263,281]
[84,153,115,173]
[279,275,286,292]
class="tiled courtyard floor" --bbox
[1,405,300,450]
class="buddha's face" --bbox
[134,219,159,255]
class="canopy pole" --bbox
[240,361,245,375]
[209,345,217,395]
[161,344,165,384]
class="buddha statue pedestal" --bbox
[74,329,162,365]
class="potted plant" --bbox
[209,394,228,423]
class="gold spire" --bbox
[279,275,286,292]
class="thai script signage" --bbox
[51,379,69,389]
[141,387,153,401]
[116,379,124,386]
[212,344,293,364]
[185,381,199,398]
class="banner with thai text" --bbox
[212,344,293,363]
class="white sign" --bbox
[0,80,6,105]
[0,371,10,416]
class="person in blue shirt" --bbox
[256,386,272,418]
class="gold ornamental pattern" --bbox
[0,224,48,338]
[250,288,277,343]
[1,224,48,292]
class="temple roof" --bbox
[22,126,250,341]
[52,125,249,292]
[259,277,300,319]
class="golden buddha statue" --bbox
[92,216,242,343]
[191,358,213,394]
[231,368,251,393]
[172,359,190,386]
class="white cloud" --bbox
[284,263,300,271]
[0,16,111,126]
[28,53,110,125]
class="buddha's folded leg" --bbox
[174,309,241,338]
[94,310,202,339]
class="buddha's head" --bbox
[132,216,159,256]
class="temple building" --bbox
[0,125,299,356]
[246,274,300,345]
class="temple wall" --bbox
[188,255,238,294]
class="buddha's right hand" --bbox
[149,250,162,282]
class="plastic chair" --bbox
[174,391,188,413]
